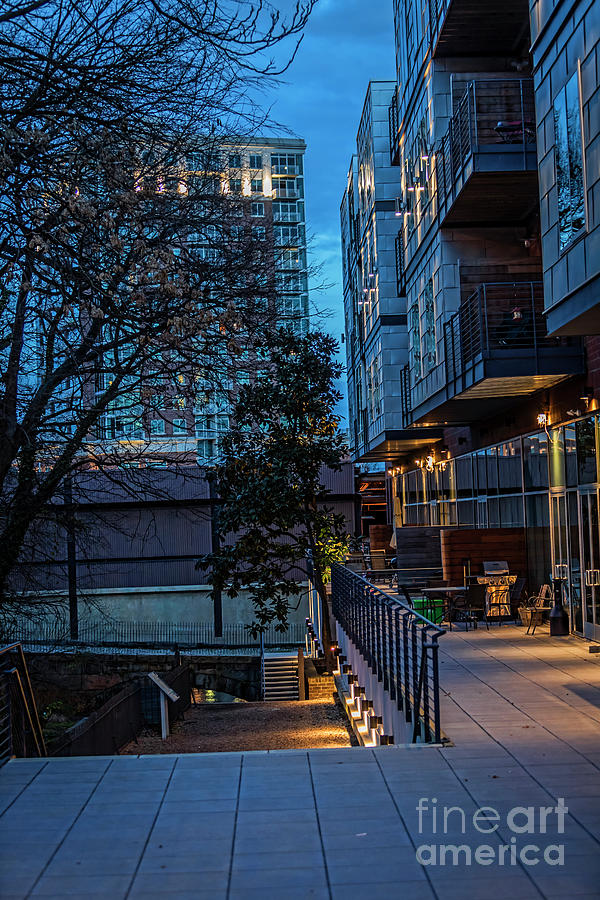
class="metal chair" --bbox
[462,583,489,631]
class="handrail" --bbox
[0,642,46,759]
[331,564,445,743]
[341,568,445,631]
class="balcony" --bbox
[436,79,538,226]
[429,0,531,58]
[272,182,300,200]
[403,283,583,427]
[389,88,400,166]
[395,231,406,297]
[444,281,582,412]
[271,164,300,176]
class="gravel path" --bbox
[122,697,356,754]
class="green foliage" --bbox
[198,327,349,635]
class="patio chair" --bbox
[443,585,486,631]
[518,584,552,635]
[527,584,552,608]
[345,552,366,574]
[509,576,526,614]
[462,583,489,631]
[369,550,387,571]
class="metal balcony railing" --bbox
[444,281,556,387]
[436,79,535,209]
[272,164,300,176]
[428,0,451,48]
[400,363,412,428]
[389,88,401,165]
[395,230,406,297]
[331,565,445,743]
[272,184,299,200]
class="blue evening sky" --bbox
[267,0,396,419]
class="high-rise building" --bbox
[341,1,600,640]
[341,83,438,469]
[99,136,309,465]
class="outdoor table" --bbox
[422,586,468,628]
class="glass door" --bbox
[550,492,570,624]
[578,490,600,641]
[568,492,583,634]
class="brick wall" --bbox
[441,528,527,586]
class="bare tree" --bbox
[0,0,315,620]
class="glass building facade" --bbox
[396,412,600,640]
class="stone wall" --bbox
[28,650,261,708]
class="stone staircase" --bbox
[262,653,299,701]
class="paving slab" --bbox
[1,627,599,897]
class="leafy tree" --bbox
[198,327,350,667]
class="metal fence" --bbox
[331,564,445,743]
[436,78,535,208]
[9,619,306,649]
[0,643,46,763]
[444,281,558,388]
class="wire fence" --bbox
[8,619,306,649]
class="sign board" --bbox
[147,672,180,703]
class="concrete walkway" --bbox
[0,626,599,899]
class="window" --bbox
[229,177,242,194]
[554,71,586,251]
[251,177,263,194]
[230,224,244,240]
[408,301,421,379]
[251,202,264,217]
[272,201,299,222]
[197,439,215,460]
[271,153,301,174]
[279,248,300,268]
[252,225,266,241]
[172,418,187,435]
[419,279,436,373]
[274,225,300,245]
[273,178,298,198]
[150,418,165,436]
[228,153,241,168]
[249,154,262,169]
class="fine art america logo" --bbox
[415,797,567,867]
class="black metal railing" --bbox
[389,88,401,165]
[8,619,305,649]
[331,564,445,743]
[428,0,451,50]
[395,230,406,297]
[436,79,535,209]
[444,281,561,389]
[0,643,46,762]
[400,363,412,428]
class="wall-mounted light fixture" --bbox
[579,387,593,407]
[537,411,548,428]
